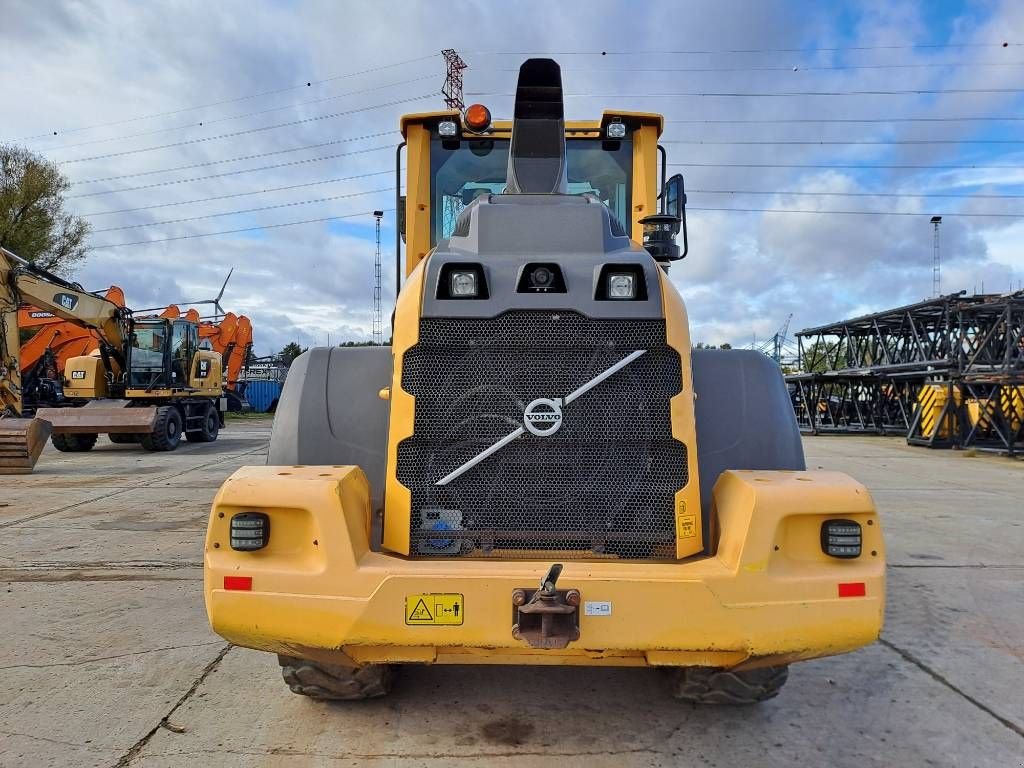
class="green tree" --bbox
[280,342,307,367]
[0,144,90,274]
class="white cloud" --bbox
[2,0,1021,353]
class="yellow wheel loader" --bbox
[1,247,226,467]
[204,60,885,704]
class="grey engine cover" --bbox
[691,349,805,514]
[268,346,392,510]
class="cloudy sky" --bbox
[2,0,1022,355]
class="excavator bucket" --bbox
[35,400,158,435]
[0,417,52,474]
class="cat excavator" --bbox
[1,246,225,472]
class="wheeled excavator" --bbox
[203,59,885,704]
[1,246,226,471]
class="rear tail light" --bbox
[821,519,862,559]
[230,512,269,551]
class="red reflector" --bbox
[224,576,252,591]
[838,582,866,598]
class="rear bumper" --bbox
[204,467,885,668]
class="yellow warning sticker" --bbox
[405,593,464,625]
[675,499,697,539]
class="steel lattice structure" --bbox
[787,290,1024,455]
[441,49,467,112]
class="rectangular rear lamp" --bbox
[223,576,252,591]
[820,519,862,559]
[230,512,269,551]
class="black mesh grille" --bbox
[397,311,687,559]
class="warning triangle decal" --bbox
[409,598,433,621]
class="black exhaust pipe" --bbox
[506,59,568,195]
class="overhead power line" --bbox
[470,86,1024,98]
[688,206,1022,218]
[78,173,1024,223]
[93,208,396,249]
[670,161,1020,170]
[60,95,430,165]
[663,138,1024,145]
[8,54,436,142]
[491,61,1024,73]
[72,131,393,185]
[466,43,1019,55]
[79,170,395,217]
[690,188,1024,200]
[67,145,392,199]
[92,201,1020,250]
[91,188,396,232]
[46,75,437,153]
[667,116,1024,124]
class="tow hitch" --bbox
[512,564,580,650]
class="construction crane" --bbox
[754,313,796,366]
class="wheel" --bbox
[668,665,789,705]
[50,433,98,452]
[186,407,219,443]
[108,433,140,444]
[140,406,183,451]
[278,655,394,701]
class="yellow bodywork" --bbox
[62,354,109,399]
[205,465,883,668]
[204,108,886,671]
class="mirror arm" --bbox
[677,174,689,259]
[656,144,668,213]
[395,141,405,304]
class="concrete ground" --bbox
[1,419,1021,767]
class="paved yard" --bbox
[1,421,1021,767]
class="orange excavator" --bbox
[21,294,252,411]
[17,286,127,410]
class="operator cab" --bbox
[127,318,197,389]
[398,102,686,277]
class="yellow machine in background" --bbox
[1,246,225,465]
[205,59,885,704]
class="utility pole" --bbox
[373,211,384,346]
[930,216,942,297]
[441,49,467,112]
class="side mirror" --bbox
[664,173,685,228]
[641,173,689,263]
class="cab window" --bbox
[430,137,632,243]
[129,323,166,387]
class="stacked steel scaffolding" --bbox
[786,290,1024,455]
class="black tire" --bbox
[668,665,788,705]
[51,433,98,452]
[185,407,219,443]
[140,406,183,451]
[278,655,394,701]
[108,433,140,444]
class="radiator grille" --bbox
[397,311,687,559]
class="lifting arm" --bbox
[1,246,128,415]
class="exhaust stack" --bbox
[505,59,568,195]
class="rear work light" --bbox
[230,512,270,551]
[821,519,862,559]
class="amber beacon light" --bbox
[465,103,492,132]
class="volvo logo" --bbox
[523,398,563,437]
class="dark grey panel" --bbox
[422,194,663,319]
[268,346,392,510]
[692,350,806,515]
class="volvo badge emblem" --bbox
[523,398,563,437]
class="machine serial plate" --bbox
[405,593,464,625]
